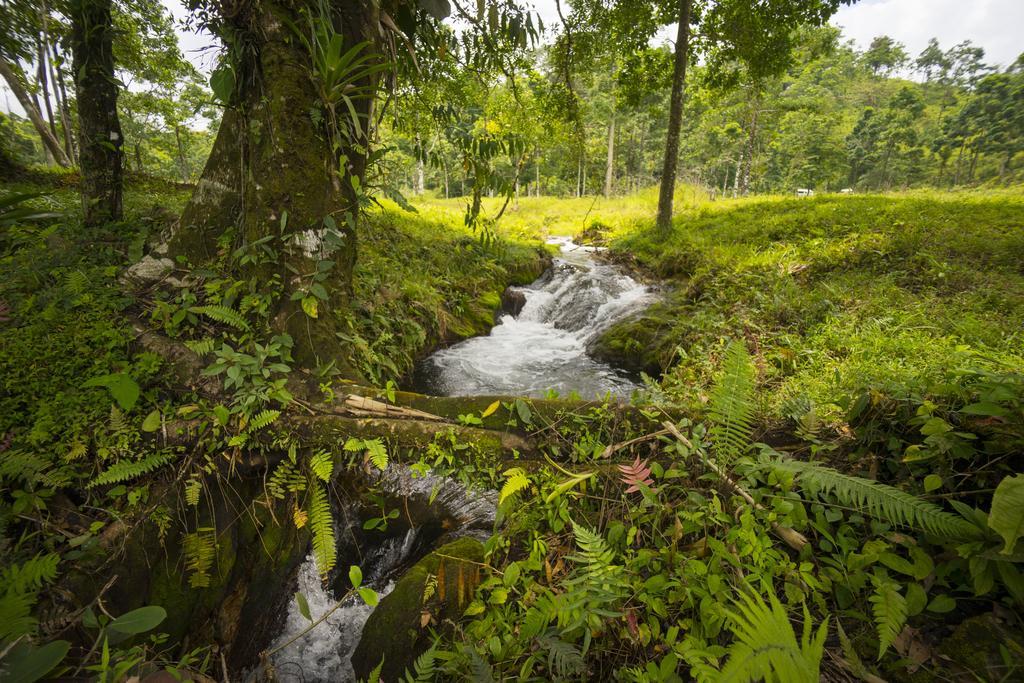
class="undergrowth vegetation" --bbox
[2,179,1022,681]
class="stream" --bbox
[415,237,655,398]
[265,238,653,681]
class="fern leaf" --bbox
[869,581,907,659]
[89,452,173,488]
[719,589,825,683]
[539,635,584,678]
[402,643,438,683]
[777,460,982,539]
[364,438,388,471]
[500,467,530,505]
[188,305,250,331]
[708,341,757,465]
[183,527,216,589]
[0,590,37,641]
[184,477,203,507]
[310,450,333,482]
[1,554,60,595]
[184,338,216,356]
[308,481,336,576]
[249,409,280,431]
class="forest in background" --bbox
[3,1,1023,196]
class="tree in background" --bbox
[862,35,908,76]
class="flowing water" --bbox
[268,468,497,682]
[266,239,652,680]
[416,237,655,398]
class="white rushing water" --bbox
[267,468,498,682]
[269,530,415,682]
[418,238,655,398]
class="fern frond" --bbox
[402,643,438,683]
[364,438,388,471]
[89,452,173,488]
[869,581,906,660]
[308,481,336,576]
[310,450,333,482]
[719,589,826,683]
[1,553,59,594]
[0,590,37,641]
[184,477,203,506]
[183,527,216,589]
[708,341,757,465]
[0,449,51,485]
[499,467,530,505]
[188,305,250,331]
[538,634,584,678]
[63,270,89,296]
[249,409,280,431]
[184,338,216,356]
[777,460,982,539]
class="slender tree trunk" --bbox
[442,157,449,198]
[71,0,124,225]
[604,112,615,198]
[581,153,587,195]
[51,40,77,161]
[953,139,966,186]
[968,148,979,183]
[733,150,742,198]
[576,155,582,197]
[0,58,71,166]
[36,35,59,143]
[535,150,540,196]
[655,0,691,234]
[175,125,190,182]
[134,142,143,172]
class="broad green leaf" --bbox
[141,409,161,432]
[926,594,956,613]
[302,296,319,319]
[108,605,166,634]
[349,565,363,588]
[296,592,312,622]
[83,373,140,411]
[989,474,1024,555]
[358,587,378,606]
[2,640,70,683]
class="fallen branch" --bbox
[662,421,808,552]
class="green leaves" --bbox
[82,373,140,411]
[708,341,757,465]
[108,605,166,635]
[989,474,1024,555]
[210,60,235,104]
[296,592,313,622]
[0,640,70,683]
[344,437,388,471]
[499,467,530,505]
[869,581,906,659]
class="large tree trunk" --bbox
[655,0,691,235]
[0,58,71,167]
[171,0,381,368]
[71,0,124,225]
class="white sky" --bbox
[3,0,1022,119]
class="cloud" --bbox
[831,0,1023,68]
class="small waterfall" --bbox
[266,467,498,682]
[417,237,655,398]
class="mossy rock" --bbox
[929,612,1024,681]
[352,536,484,681]
[589,305,678,376]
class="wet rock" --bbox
[500,286,527,318]
[351,537,484,682]
[124,254,175,285]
